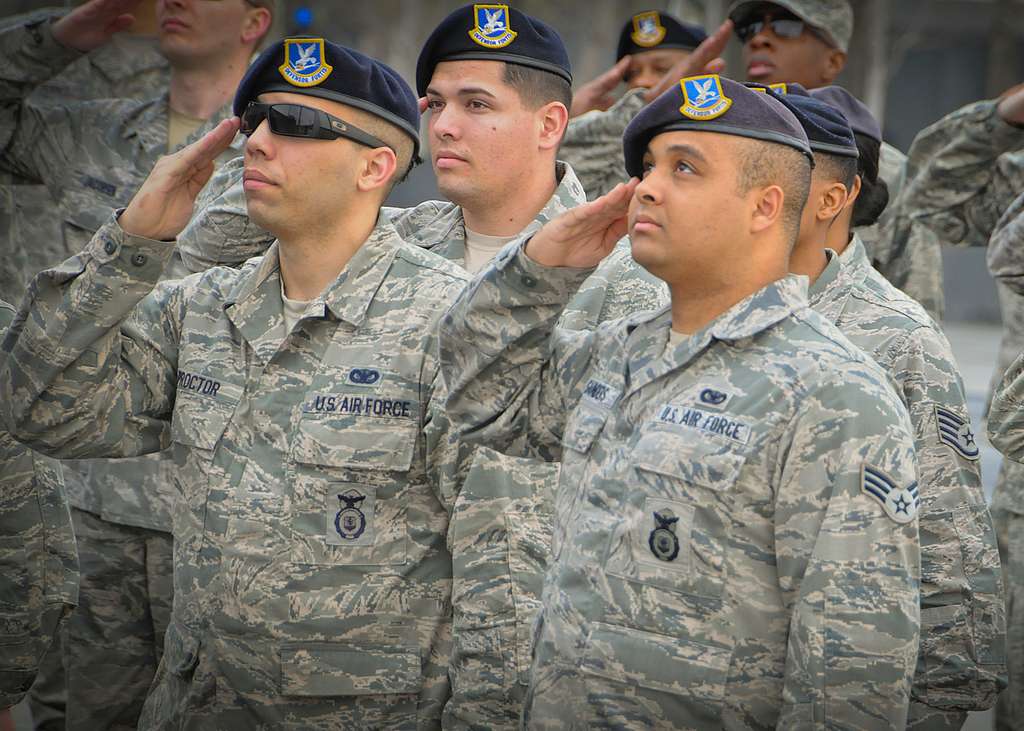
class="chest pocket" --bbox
[169,373,241,500]
[289,367,423,568]
[605,431,746,601]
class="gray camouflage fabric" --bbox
[0,297,78,710]
[558,88,942,319]
[0,213,470,728]
[439,242,922,728]
[389,163,666,729]
[809,237,1006,726]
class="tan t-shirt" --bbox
[464,228,517,274]
[167,107,206,152]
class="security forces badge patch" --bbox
[934,405,980,461]
[469,4,517,48]
[648,509,681,561]
[680,74,732,120]
[631,11,667,47]
[326,488,375,546]
[279,38,333,87]
[862,464,919,524]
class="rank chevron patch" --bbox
[861,464,919,524]
[934,405,980,461]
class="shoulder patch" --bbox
[861,464,919,524]
[934,405,980,461]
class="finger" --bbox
[704,57,726,74]
[418,97,429,114]
[106,14,135,34]
[178,118,240,174]
[645,19,734,102]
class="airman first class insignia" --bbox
[862,464,919,524]
[279,38,333,87]
[679,74,732,120]
[631,11,666,47]
[648,509,680,562]
[934,405,980,461]
[469,4,517,48]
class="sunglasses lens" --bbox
[268,105,321,138]
[240,103,267,136]
[772,19,804,38]
[736,20,762,42]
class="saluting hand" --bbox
[52,0,141,54]
[524,179,639,269]
[997,82,1024,128]
[569,56,633,118]
[119,118,240,242]
[644,19,732,103]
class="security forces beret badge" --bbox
[648,509,681,561]
[279,38,333,87]
[469,4,517,48]
[680,74,732,120]
[631,11,667,47]
[862,464,919,524]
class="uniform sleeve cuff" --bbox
[87,211,175,280]
[487,236,595,302]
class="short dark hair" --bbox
[851,131,889,227]
[814,151,858,190]
[735,139,812,246]
[502,62,572,111]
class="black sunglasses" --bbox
[735,17,807,43]
[240,101,390,151]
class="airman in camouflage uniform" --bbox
[177,7,668,726]
[899,89,1024,729]
[0,298,78,713]
[0,2,272,727]
[776,88,1005,728]
[1,37,472,730]
[440,75,921,729]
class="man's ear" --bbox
[750,184,785,235]
[818,180,852,222]
[842,174,863,212]
[822,48,846,84]
[537,101,569,151]
[241,7,272,47]
[356,147,399,194]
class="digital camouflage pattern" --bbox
[389,162,667,729]
[558,87,943,319]
[0,298,78,710]
[900,98,1024,727]
[0,214,470,728]
[439,243,921,728]
[810,237,1006,727]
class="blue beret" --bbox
[416,4,571,96]
[746,83,857,158]
[622,74,812,178]
[809,86,883,143]
[616,10,707,60]
[234,37,420,157]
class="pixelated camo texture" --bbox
[439,244,922,727]
[811,238,1006,721]
[0,14,247,531]
[391,162,667,727]
[0,216,471,727]
[0,298,77,708]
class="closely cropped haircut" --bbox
[502,62,572,112]
[851,132,889,227]
[735,139,812,247]
[814,151,857,191]
[345,106,417,192]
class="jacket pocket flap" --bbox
[280,642,421,696]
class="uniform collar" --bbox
[224,217,403,331]
[399,161,587,260]
[807,234,870,323]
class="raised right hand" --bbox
[119,118,240,241]
[524,179,639,269]
[644,20,732,103]
[51,0,141,53]
[997,82,1024,128]
[569,56,632,118]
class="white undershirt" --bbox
[464,227,517,274]
[280,279,312,333]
